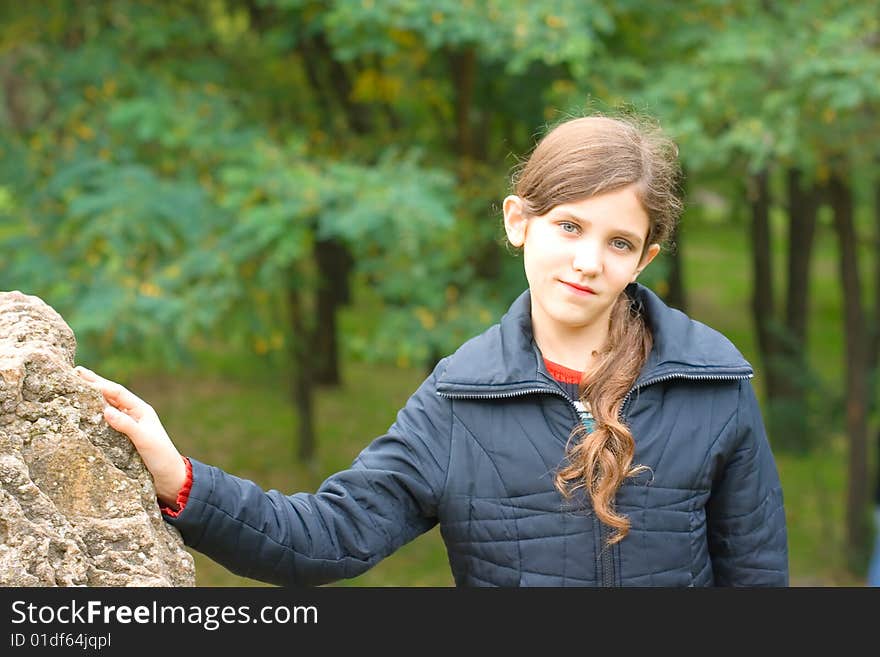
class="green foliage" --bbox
[630,1,880,178]
[321,0,614,75]
[0,1,487,371]
[2,0,876,386]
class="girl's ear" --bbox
[631,243,661,282]
[503,195,528,248]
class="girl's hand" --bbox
[75,366,187,507]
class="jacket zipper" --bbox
[438,370,752,587]
[573,402,617,587]
[619,371,753,419]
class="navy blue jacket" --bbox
[166,284,789,586]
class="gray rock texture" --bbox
[0,290,195,586]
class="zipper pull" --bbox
[572,400,595,432]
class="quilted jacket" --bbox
[166,283,789,586]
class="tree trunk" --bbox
[870,178,880,572]
[770,169,821,451]
[666,212,687,313]
[748,171,781,401]
[0,53,30,132]
[298,37,335,124]
[312,238,354,385]
[871,177,880,372]
[663,166,687,311]
[295,33,364,389]
[828,175,871,567]
[784,169,819,350]
[449,47,476,167]
[287,281,316,463]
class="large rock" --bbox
[0,290,195,586]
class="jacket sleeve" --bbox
[163,359,452,586]
[706,379,789,586]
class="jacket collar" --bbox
[436,283,753,396]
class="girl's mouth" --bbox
[561,281,597,296]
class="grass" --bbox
[123,215,873,587]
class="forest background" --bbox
[1,0,878,586]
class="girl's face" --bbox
[503,185,660,340]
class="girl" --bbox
[77,114,788,586]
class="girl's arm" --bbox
[706,379,790,586]
[76,362,453,586]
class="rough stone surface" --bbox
[0,290,195,586]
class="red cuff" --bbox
[159,456,193,518]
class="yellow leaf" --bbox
[139,281,161,298]
[254,337,268,355]
[270,332,284,350]
[389,28,418,48]
[415,307,436,330]
[352,69,402,104]
[551,80,575,95]
[74,123,95,141]
[241,261,257,279]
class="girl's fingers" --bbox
[74,366,97,382]
[103,406,139,438]
[100,383,149,420]
[75,366,149,420]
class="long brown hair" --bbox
[511,113,683,544]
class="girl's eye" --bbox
[611,238,633,251]
[559,222,579,234]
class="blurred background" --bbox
[1,1,878,586]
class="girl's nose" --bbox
[572,241,603,276]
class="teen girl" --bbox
[77,114,789,586]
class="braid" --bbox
[554,292,652,544]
